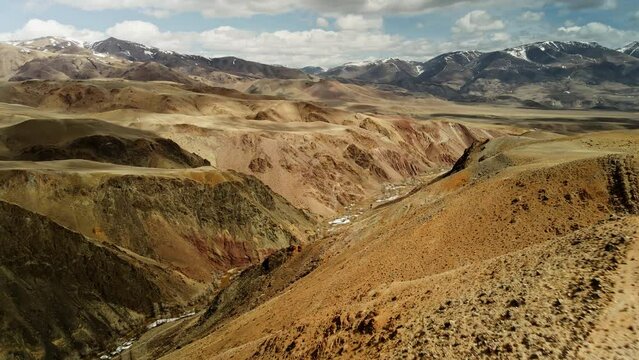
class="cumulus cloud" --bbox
[557,22,619,38]
[33,0,475,17]
[105,20,194,53]
[0,18,103,42]
[26,0,627,18]
[519,11,544,22]
[0,0,639,67]
[556,21,638,46]
[100,20,421,67]
[452,10,504,33]
[490,32,511,42]
[335,15,383,31]
[107,20,161,40]
[316,17,329,28]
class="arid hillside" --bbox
[0,109,319,359]
[0,118,209,168]
[0,159,316,359]
[0,198,199,359]
[0,80,510,216]
[133,129,639,360]
[0,62,638,360]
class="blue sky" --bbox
[0,0,637,67]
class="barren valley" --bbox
[0,34,637,360]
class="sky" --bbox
[0,0,638,67]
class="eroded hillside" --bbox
[145,130,639,360]
[0,126,315,359]
[0,80,509,216]
[1,52,638,360]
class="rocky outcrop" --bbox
[446,139,490,176]
[0,200,193,359]
[0,166,316,358]
[604,155,639,214]
[0,168,315,282]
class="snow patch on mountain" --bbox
[505,47,530,62]
[619,41,639,57]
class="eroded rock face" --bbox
[604,155,639,214]
[93,174,305,272]
[0,169,315,283]
[344,144,388,180]
[0,167,316,359]
[0,200,192,359]
[205,118,501,216]
[156,131,639,360]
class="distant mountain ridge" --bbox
[2,36,639,110]
[320,41,639,110]
[323,41,637,83]
[300,66,326,75]
[7,36,88,55]
[322,58,425,84]
[2,36,310,81]
[91,37,308,80]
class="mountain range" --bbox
[2,36,639,110]
[1,33,639,360]
[318,41,639,109]
[92,37,309,80]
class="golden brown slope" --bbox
[0,162,315,283]
[0,112,318,359]
[0,118,209,168]
[156,130,639,360]
[0,160,317,359]
[0,80,511,216]
[242,78,406,105]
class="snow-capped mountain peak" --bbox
[3,36,87,54]
[619,41,639,57]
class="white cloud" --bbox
[335,15,383,31]
[25,0,627,18]
[452,10,505,33]
[107,20,161,40]
[556,21,639,46]
[602,0,617,9]
[558,22,618,38]
[196,27,406,66]
[519,11,544,22]
[0,18,104,43]
[33,0,472,17]
[316,17,329,28]
[100,20,418,67]
[490,32,511,42]
[2,15,637,69]
[105,21,197,53]
[0,18,422,67]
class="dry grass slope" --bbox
[156,130,639,360]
